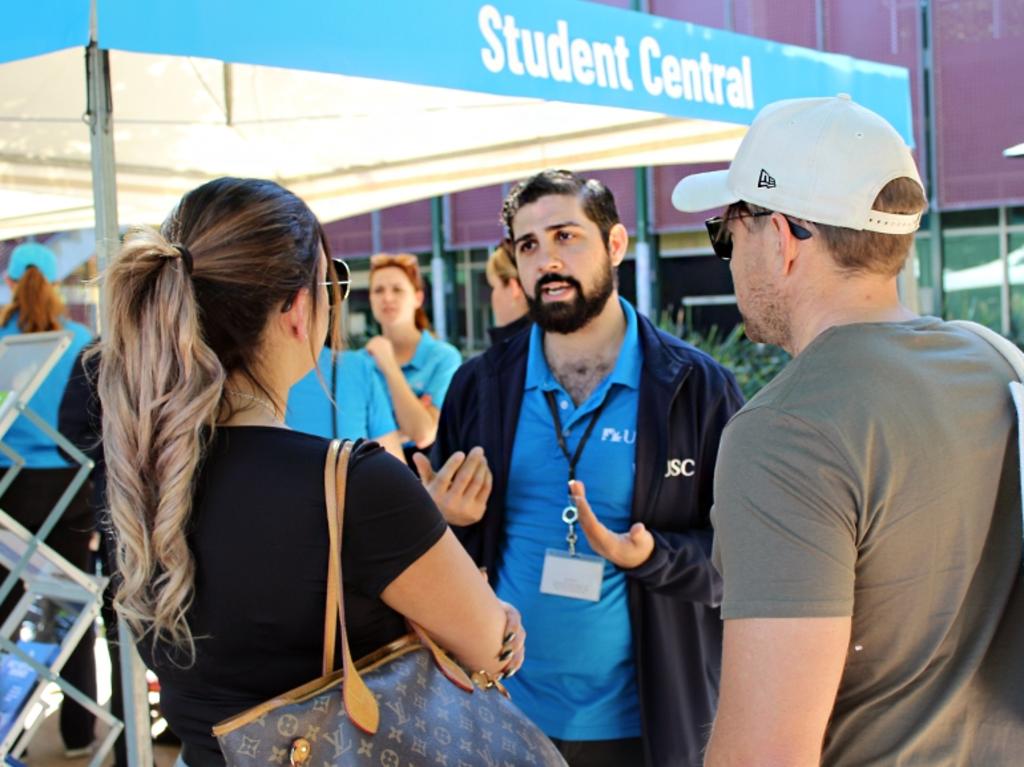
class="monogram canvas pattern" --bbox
[217,645,567,767]
[217,443,565,767]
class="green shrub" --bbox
[679,324,791,400]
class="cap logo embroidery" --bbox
[757,169,776,189]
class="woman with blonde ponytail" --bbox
[98,179,523,767]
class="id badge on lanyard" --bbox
[538,390,607,602]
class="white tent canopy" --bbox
[0,0,917,241]
[0,47,745,239]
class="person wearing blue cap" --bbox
[1,240,97,756]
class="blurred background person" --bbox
[286,342,404,461]
[364,253,461,461]
[286,255,403,458]
[486,241,530,345]
[0,241,97,757]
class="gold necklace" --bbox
[224,387,280,418]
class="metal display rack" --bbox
[0,331,121,767]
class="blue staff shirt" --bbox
[286,348,397,441]
[497,298,643,741]
[0,315,93,469]
[363,331,462,433]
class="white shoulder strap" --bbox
[950,320,1024,379]
[949,320,1024,552]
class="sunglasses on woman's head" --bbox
[705,209,813,262]
[326,258,351,303]
[281,257,351,312]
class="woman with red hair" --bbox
[364,253,462,452]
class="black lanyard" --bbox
[544,390,607,556]
[543,390,607,482]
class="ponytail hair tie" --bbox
[173,244,194,275]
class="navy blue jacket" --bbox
[433,310,744,766]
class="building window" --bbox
[942,229,1002,330]
[656,231,739,336]
[459,249,491,354]
[1010,231,1024,342]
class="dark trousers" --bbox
[549,737,646,767]
[0,467,97,749]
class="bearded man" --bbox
[429,170,744,767]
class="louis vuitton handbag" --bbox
[213,440,567,767]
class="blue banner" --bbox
[97,0,914,143]
[0,1,90,64]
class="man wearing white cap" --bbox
[674,95,1024,765]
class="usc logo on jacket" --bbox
[664,458,696,478]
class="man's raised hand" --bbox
[572,478,654,568]
[413,446,492,527]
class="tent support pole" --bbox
[88,11,148,764]
[85,42,119,278]
[634,166,654,320]
[922,0,944,317]
[631,0,655,321]
[431,197,448,341]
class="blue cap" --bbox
[7,242,58,283]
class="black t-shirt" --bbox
[135,428,446,767]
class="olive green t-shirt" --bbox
[712,318,1024,765]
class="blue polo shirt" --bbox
[362,331,462,426]
[497,298,642,741]
[0,315,93,469]
[286,348,397,441]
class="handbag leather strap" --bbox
[321,440,481,736]
[321,439,341,676]
[322,440,380,734]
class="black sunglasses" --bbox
[281,257,351,312]
[705,211,813,262]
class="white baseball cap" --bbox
[672,94,923,234]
